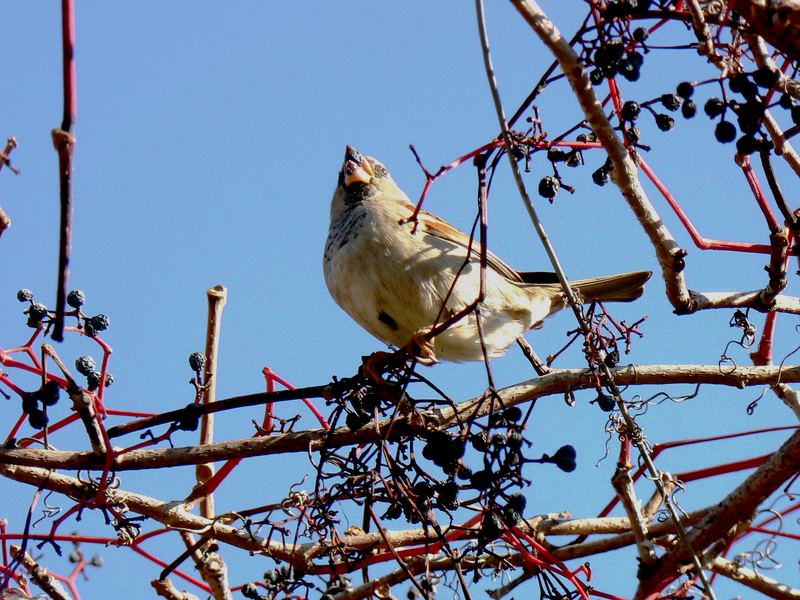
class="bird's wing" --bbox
[412,206,524,283]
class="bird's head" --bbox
[336,145,401,203]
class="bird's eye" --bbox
[374,164,387,177]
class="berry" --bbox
[593,391,616,412]
[503,406,523,422]
[728,73,750,94]
[435,481,460,510]
[16,289,33,302]
[470,469,494,490]
[506,491,527,513]
[627,51,644,68]
[75,355,96,376]
[592,167,610,186]
[413,480,434,499]
[241,583,260,599]
[480,513,504,541]
[41,381,61,407]
[538,176,560,200]
[565,149,583,168]
[655,113,675,131]
[27,303,48,328]
[715,120,737,143]
[86,371,102,391]
[736,135,758,155]
[104,373,114,387]
[547,148,568,163]
[704,97,725,118]
[753,67,780,89]
[604,349,620,367]
[188,352,206,372]
[589,69,604,85]
[345,411,369,431]
[632,27,649,43]
[621,100,641,122]
[778,94,793,110]
[21,391,40,415]
[791,105,800,126]
[491,432,508,448]
[28,408,49,430]
[383,503,403,520]
[88,314,110,333]
[617,57,640,82]
[471,431,489,452]
[66,289,86,308]
[501,507,521,526]
[660,94,681,111]
[627,127,641,144]
[177,403,202,431]
[736,100,765,133]
[676,81,694,99]
[507,431,524,450]
[551,445,577,472]
[681,99,697,119]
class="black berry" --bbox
[632,27,648,43]
[538,176,560,200]
[660,94,681,111]
[188,352,206,372]
[75,355,97,376]
[41,381,61,407]
[28,409,49,430]
[655,113,675,131]
[714,120,737,143]
[593,391,616,412]
[592,167,610,186]
[676,81,694,99]
[16,289,33,302]
[67,289,86,309]
[704,97,725,118]
[752,67,779,89]
[736,135,758,155]
[621,100,641,122]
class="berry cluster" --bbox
[20,380,61,429]
[16,288,110,337]
[241,566,313,600]
[75,354,113,392]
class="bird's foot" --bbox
[404,328,438,365]
[360,351,395,384]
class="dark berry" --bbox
[604,349,620,367]
[627,127,641,144]
[86,371,102,391]
[480,513,505,540]
[501,507,521,526]
[565,150,583,168]
[503,406,523,422]
[736,100,764,133]
[778,94,793,110]
[383,503,403,520]
[16,289,33,302]
[75,355,96,376]
[676,81,694,99]
[791,105,800,126]
[551,445,578,472]
[28,408,49,430]
[88,314,110,333]
[66,289,86,308]
[41,381,61,406]
[704,97,725,118]
[538,176,560,200]
[660,94,681,111]
[593,391,616,412]
[681,99,697,119]
[413,480,434,499]
[177,403,202,432]
[435,481,459,509]
[241,583,260,599]
[21,391,40,414]
[621,101,641,122]
[471,431,489,452]
[456,464,473,481]
[655,113,675,131]
[589,69,604,85]
[507,431,524,450]
[736,135,758,155]
[632,27,649,43]
[104,373,114,387]
[618,58,640,82]
[715,120,737,143]
[627,51,644,68]
[506,491,527,513]
[345,411,369,431]
[491,433,508,448]
[470,469,494,490]
[547,148,568,163]
[740,80,759,100]
[592,167,610,186]
[728,74,750,94]
[188,352,206,372]
[27,303,48,328]
[753,67,780,89]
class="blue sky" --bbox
[1,2,798,598]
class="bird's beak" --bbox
[343,145,374,187]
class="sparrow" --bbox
[323,145,651,364]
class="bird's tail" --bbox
[543,270,652,314]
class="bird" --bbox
[323,145,651,364]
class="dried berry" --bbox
[75,355,96,376]
[27,303,48,328]
[88,314,110,333]
[621,101,641,122]
[593,391,616,412]
[589,69,604,86]
[470,469,494,490]
[546,148,568,163]
[345,411,369,431]
[660,94,681,111]
[565,149,583,168]
[655,113,675,131]
[188,352,206,373]
[728,73,750,94]
[551,445,578,472]
[778,94,793,110]
[503,406,523,422]
[617,57,640,82]
[21,391,40,414]
[538,176,560,200]
[681,99,697,119]
[413,480,434,499]
[604,349,620,367]
[736,134,758,155]
[16,289,33,302]
[67,289,86,309]
[592,167,610,186]
[632,27,648,43]
[177,403,202,432]
[506,491,527,513]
